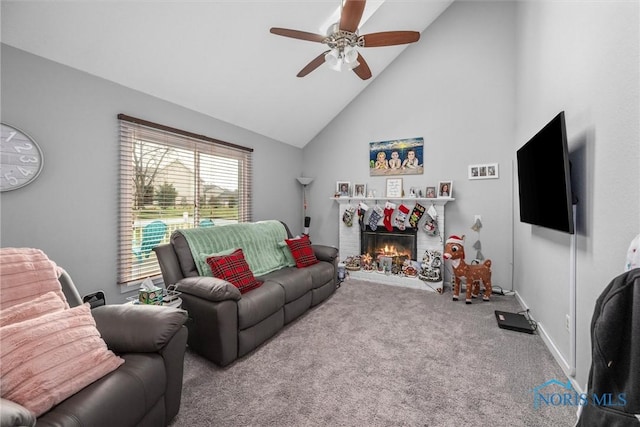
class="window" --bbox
[118,114,253,286]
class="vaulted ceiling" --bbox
[1,1,453,148]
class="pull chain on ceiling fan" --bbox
[270,0,420,80]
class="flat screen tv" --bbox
[516,111,575,234]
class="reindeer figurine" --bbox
[443,235,492,304]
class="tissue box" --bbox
[139,286,163,305]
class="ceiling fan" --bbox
[270,0,420,80]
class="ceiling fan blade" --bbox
[270,27,326,43]
[297,50,331,77]
[360,31,421,47]
[352,53,372,80]
[340,0,366,33]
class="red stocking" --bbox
[383,201,396,231]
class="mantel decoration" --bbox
[369,137,424,176]
[438,181,452,198]
[336,181,351,197]
[385,178,403,198]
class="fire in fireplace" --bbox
[360,226,418,265]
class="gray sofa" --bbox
[153,221,339,366]
[0,270,188,427]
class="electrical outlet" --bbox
[474,215,482,222]
[565,314,570,331]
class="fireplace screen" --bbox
[360,227,418,264]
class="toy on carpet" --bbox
[443,235,492,304]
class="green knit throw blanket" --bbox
[177,220,295,277]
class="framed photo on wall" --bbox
[468,163,499,180]
[369,137,424,176]
[438,181,452,198]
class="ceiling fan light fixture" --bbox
[325,47,359,72]
[344,46,358,64]
[325,49,341,71]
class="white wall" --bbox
[514,0,640,389]
[0,44,303,303]
[304,1,517,294]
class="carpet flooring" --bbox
[171,279,578,426]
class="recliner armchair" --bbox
[0,249,188,427]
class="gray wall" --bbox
[304,1,517,294]
[303,0,639,391]
[0,44,303,303]
[514,1,639,390]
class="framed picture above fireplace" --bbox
[369,137,424,176]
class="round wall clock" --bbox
[1,123,44,192]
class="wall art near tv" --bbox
[369,137,424,176]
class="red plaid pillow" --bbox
[285,235,319,268]
[206,249,262,294]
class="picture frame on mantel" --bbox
[336,181,351,197]
[354,183,367,198]
[386,178,403,198]
[438,181,452,198]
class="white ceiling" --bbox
[1,0,453,148]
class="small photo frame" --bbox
[425,186,437,198]
[468,163,499,180]
[438,181,452,198]
[386,178,403,198]
[353,183,367,198]
[336,181,351,197]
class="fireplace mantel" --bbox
[332,197,454,205]
[333,196,454,292]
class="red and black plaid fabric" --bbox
[285,235,319,268]
[206,248,262,294]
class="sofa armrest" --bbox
[0,398,36,427]
[91,304,187,354]
[312,244,339,263]
[176,276,241,302]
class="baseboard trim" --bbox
[514,291,583,394]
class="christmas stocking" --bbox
[368,205,384,231]
[357,202,369,231]
[423,205,439,237]
[383,201,396,232]
[395,204,410,231]
[342,206,356,227]
[409,203,426,228]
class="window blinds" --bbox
[117,114,253,286]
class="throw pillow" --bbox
[198,247,238,275]
[0,247,69,310]
[206,248,263,294]
[0,291,66,327]
[285,235,319,268]
[277,240,297,267]
[0,303,124,417]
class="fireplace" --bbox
[360,227,418,266]
[336,198,451,291]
